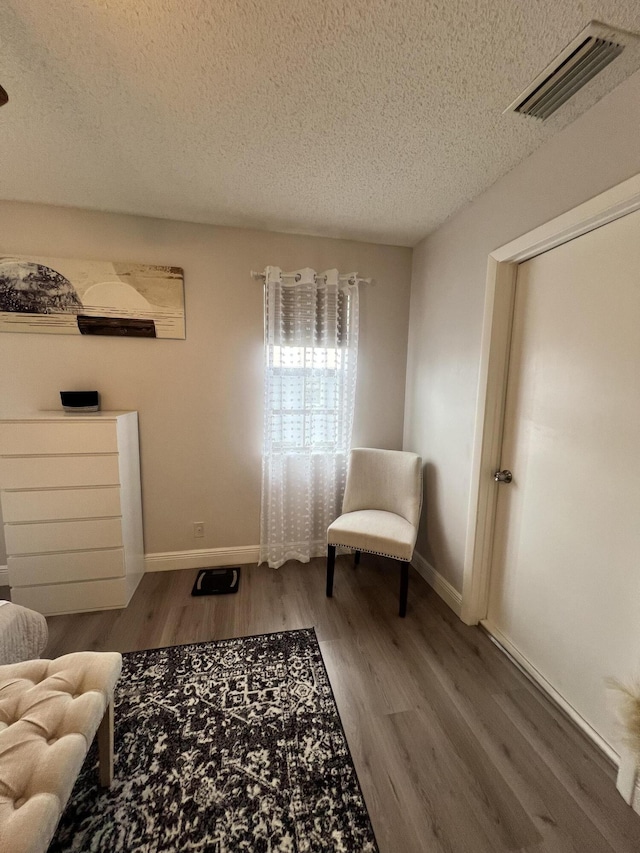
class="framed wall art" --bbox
[0,255,185,339]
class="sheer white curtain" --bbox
[259,266,359,569]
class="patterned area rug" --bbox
[50,628,378,853]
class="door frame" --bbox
[462,172,640,627]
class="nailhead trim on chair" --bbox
[328,543,410,562]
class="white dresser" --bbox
[0,411,144,615]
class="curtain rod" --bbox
[250,270,372,285]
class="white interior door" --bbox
[487,207,640,751]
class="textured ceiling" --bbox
[1,1,640,246]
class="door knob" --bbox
[494,469,512,483]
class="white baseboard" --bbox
[617,748,639,805]
[633,777,640,816]
[482,619,619,766]
[0,551,259,583]
[144,546,260,573]
[412,571,639,814]
[484,618,640,814]
[411,550,462,617]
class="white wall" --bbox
[403,69,640,593]
[0,204,412,565]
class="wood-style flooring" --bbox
[16,557,640,852]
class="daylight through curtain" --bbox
[259,266,359,568]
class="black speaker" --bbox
[60,391,100,412]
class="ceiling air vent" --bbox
[506,22,639,121]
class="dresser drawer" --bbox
[5,517,123,555]
[8,548,125,586]
[0,454,120,489]
[1,486,121,522]
[11,577,129,616]
[0,421,117,455]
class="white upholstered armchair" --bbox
[326,448,423,617]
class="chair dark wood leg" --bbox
[399,561,409,617]
[326,545,336,597]
[354,550,361,567]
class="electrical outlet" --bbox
[193,522,205,538]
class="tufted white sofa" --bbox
[0,651,122,853]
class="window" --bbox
[259,267,360,568]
